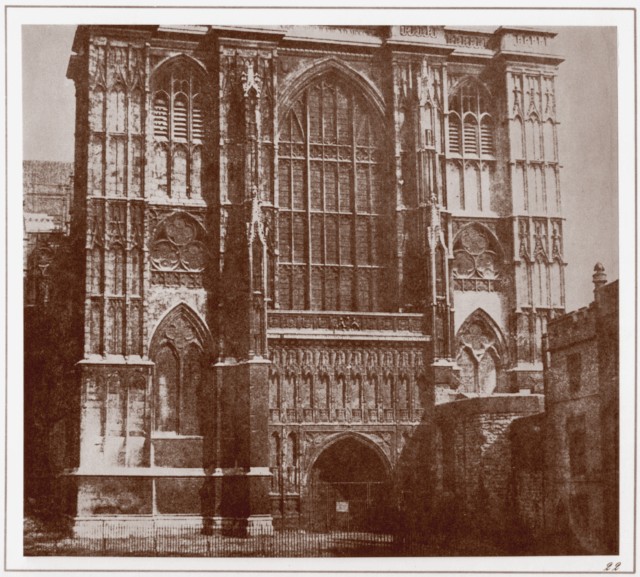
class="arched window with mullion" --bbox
[151,58,208,199]
[278,73,384,312]
[447,80,495,159]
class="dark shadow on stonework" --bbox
[24,233,84,523]
[394,422,436,542]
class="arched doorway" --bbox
[306,435,392,532]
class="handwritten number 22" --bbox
[605,562,621,571]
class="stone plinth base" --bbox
[72,514,273,538]
[72,515,215,538]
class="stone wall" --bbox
[433,395,544,539]
[509,412,545,540]
[543,276,619,554]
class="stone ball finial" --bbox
[593,262,607,291]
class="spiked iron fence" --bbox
[24,521,449,557]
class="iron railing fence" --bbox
[24,522,451,557]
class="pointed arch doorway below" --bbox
[305,436,392,533]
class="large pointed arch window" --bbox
[277,73,385,312]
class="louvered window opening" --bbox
[151,61,206,199]
[192,97,204,141]
[449,117,461,154]
[152,68,204,144]
[173,96,188,140]
[153,93,169,138]
[278,74,384,312]
[448,82,494,157]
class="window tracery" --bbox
[455,312,505,395]
[277,72,385,312]
[151,58,208,198]
[452,225,502,291]
[150,213,206,287]
[151,306,210,436]
[448,81,494,157]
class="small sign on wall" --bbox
[336,501,349,513]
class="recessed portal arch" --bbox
[305,434,392,532]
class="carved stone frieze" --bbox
[268,342,427,426]
[268,312,424,333]
[445,31,489,50]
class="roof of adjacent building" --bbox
[23,160,74,234]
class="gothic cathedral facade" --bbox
[63,25,564,533]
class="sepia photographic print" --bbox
[5,3,636,574]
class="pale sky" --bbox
[22,25,619,311]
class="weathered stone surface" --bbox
[77,477,152,516]
[434,395,545,533]
[49,24,567,535]
[543,278,619,554]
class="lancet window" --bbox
[150,306,210,436]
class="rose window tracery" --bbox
[452,225,502,291]
[151,213,206,286]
